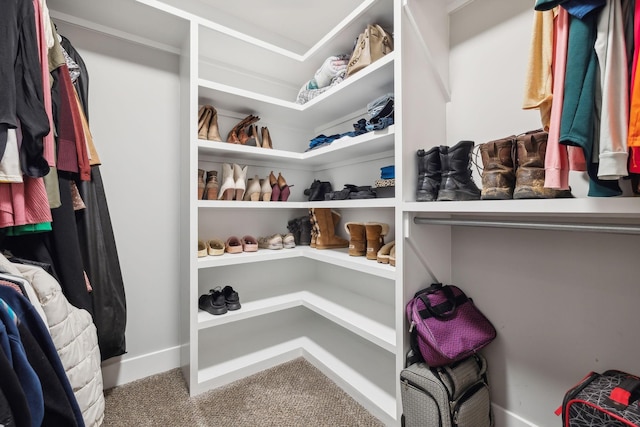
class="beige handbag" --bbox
[346,24,394,77]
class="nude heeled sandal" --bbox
[243,175,262,201]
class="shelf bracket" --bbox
[402,0,451,102]
[413,217,640,235]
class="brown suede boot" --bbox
[197,169,206,200]
[344,222,366,256]
[198,107,212,140]
[203,170,219,200]
[480,136,516,200]
[365,222,389,260]
[207,107,222,141]
[514,130,573,199]
[311,208,348,249]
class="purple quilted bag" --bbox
[406,283,496,367]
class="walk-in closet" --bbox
[2,0,639,426]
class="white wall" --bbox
[54,22,183,388]
[447,2,640,426]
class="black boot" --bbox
[298,215,312,245]
[437,140,481,201]
[416,147,441,201]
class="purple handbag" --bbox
[406,283,496,367]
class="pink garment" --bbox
[544,7,586,190]
[0,176,52,228]
[32,0,55,167]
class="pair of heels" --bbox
[218,163,248,200]
[198,105,222,141]
[243,175,275,201]
[269,171,293,202]
[226,115,273,149]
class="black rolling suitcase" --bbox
[559,370,640,426]
[400,351,493,427]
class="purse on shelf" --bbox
[406,283,497,367]
[346,24,394,77]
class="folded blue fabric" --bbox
[380,165,395,179]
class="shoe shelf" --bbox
[197,125,395,168]
[196,313,397,423]
[198,199,396,209]
[403,197,640,219]
[197,247,396,280]
[197,283,396,353]
[197,52,394,130]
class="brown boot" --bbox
[207,107,222,141]
[203,170,219,200]
[197,169,206,200]
[344,222,366,256]
[365,223,389,260]
[311,208,348,250]
[198,107,212,140]
[480,136,516,200]
[514,130,573,199]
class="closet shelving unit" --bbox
[145,0,401,424]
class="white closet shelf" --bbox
[197,287,396,353]
[196,336,397,422]
[198,125,395,167]
[403,197,640,219]
[198,198,396,209]
[198,53,394,129]
[197,246,396,279]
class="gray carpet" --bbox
[102,357,385,426]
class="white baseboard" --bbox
[492,403,539,427]
[100,345,181,390]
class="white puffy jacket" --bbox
[12,262,105,426]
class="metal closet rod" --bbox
[413,217,640,235]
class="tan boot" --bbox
[197,169,206,200]
[311,208,348,250]
[344,222,366,256]
[513,130,573,199]
[365,223,389,260]
[207,107,222,141]
[480,136,515,200]
[203,170,219,200]
[198,107,212,140]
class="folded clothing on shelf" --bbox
[374,178,395,198]
[380,165,395,179]
[324,184,376,200]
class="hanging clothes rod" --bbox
[413,217,640,235]
[402,0,451,102]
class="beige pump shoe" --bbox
[207,106,222,141]
[260,177,272,201]
[243,175,262,201]
[218,163,235,200]
[233,163,248,201]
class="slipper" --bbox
[241,235,258,252]
[207,239,225,256]
[377,241,395,264]
[225,236,243,254]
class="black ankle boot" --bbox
[437,140,481,201]
[298,216,312,246]
[416,147,441,201]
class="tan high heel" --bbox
[260,177,272,201]
[261,126,273,149]
[269,171,277,188]
[207,106,222,141]
[243,175,261,201]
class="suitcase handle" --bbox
[609,377,640,408]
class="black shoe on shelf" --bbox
[222,285,241,311]
[198,288,228,315]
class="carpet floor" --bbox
[102,357,385,426]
